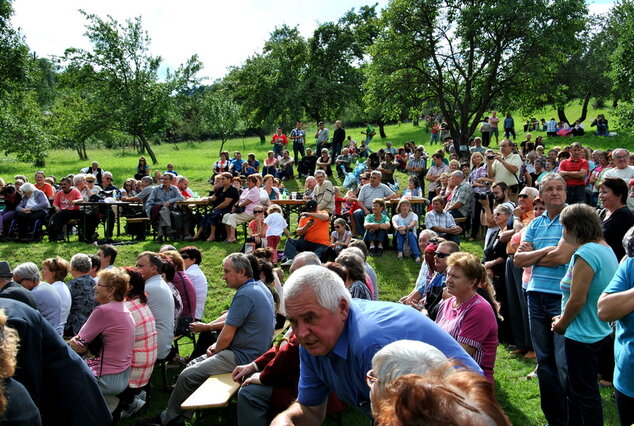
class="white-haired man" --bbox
[271,266,481,424]
[603,148,634,210]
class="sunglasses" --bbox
[86,180,95,183]
[434,251,450,258]
[253,211,264,214]
[518,194,529,199]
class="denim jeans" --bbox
[528,291,568,426]
[396,231,421,256]
[565,336,609,426]
[273,144,283,157]
[364,228,386,244]
[353,209,368,238]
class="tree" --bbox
[608,0,634,126]
[366,0,587,149]
[64,11,201,164]
[201,90,245,154]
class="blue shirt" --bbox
[560,243,616,343]
[522,211,568,294]
[297,299,482,417]
[603,257,634,398]
[226,279,275,365]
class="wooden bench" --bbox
[64,219,81,242]
[125,216,152,241]
[180,321,291,412]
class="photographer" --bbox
[486,139,522,203]
[478,182,516,244]
[281,200,330,265]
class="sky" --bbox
[12,0,614,82]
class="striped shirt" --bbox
[522,211,568,294]
[125,299,158,388]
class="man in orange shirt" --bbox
[281,200,330,266]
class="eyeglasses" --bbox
[518,194,529,199]
[180,254,190,259]
[86,180,95,183]
[253,211,264,214]
[366,369,380,387]
[434,251,450,258]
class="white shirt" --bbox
[185,264,208,320]
[145,274,175,359]
[51,280,72,333]
[604,166,634,210]
[264,212,288,238]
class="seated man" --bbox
[297,148,317,177]
[281,200,330,265]
[48,177,82,242]
[121,176,154,240]
[145,173,184,241]
[335,148,353,178]
[142,253,274,426]
[425,196,462,244]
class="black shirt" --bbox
[332,127,346,145]
[602,206,634,260]
[212,185,240,210]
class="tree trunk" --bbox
[557,108,569,125]
[139,134,158,164]
[378,117,387,139]
[577,92,591,123]
[256,128,266,143]
[612,98,618,108]
[413,118,419,127]
[34,158,46,167]
[218,138,227,155]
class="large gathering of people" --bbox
[0,116,633,426]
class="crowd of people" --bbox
[0,118,634,425]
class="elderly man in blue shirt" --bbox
[271,265,482,424]
[145,173,184,241]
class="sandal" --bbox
[414,257,421,264]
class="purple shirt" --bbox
[435,293,498,381]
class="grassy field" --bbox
[0,113,629,425]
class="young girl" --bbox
[403,176,424,215]
[334,186,345,216]
[342,190,359,235]
[391,199,421,263]
[245,207,267,254]
[326,218,352,261]
[263,204,290,264]
[364,198,391,256]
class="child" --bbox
[364,198,390,256]
[342,190,359,235]
[403,176,424,215]
[334,186,345,216]
[326,218,352,261]
[264,204,290,264]
[245,207,267,254]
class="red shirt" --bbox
[271,134,288,146]
[53,188,82,211]
[558,158,589,186]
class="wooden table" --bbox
[273,199,306,223]
[76,201,142,238]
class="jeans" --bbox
[566,185,586,205]
[395,231,421,256]
[0,210,16,234]
[237,383,274,426]
[505,127,516,139]
[364,228,386,244]
[293,142,305,164]
[353,209,368,238]
[272,144,283,157]
[565,336,609,426]
[528,291,568,426]
[282,239,327,261]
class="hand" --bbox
[551,315,566,334]
[517,241,534,253]
[189,321,208,333]
[513,206,523,217]
[69,336,87,354]
[450,225,462,234]
[478,198,489,207]
[493,153,502,161]
[206,343,217,357]
[242,373,262,386]
[484,260,496,269]
[163,201,170,207]
[232,363,255,383]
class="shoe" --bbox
[397,253,403,260]
[136,414,163,425]
[120,396,146,419]
[414,257,421,264]
[173,356,189,366]
[369,246,376,256]
[156,235,164,243]
[183,235,193,242]
[526,370,538,380]
[137,390,147,401]
[524,350,536,359]
[281,258,294,267]
[377,247,383,256]
[468,237,476,242]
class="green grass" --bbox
[0,114,628,425]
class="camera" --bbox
[474,191,494,202]
[486,155,495,160]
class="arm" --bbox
[535,239,575,267]
[496,155,519,174]
[552,257,593,334]
[598,288,634,322]
[271,401,327,426]
[559,168,588,180]
[215,196,235,211]
[207,324,237,356]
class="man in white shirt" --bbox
[180,246,208,321]
[487,139,522,203]
[603,148,634,210]
[136,251,175,360]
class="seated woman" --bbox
[113,267,157,418]
[316,148,332,177]
[260,174,280,203]
[391,199,421,263]
[160,251,197,329]
[262,151,278,177]
[364,198,391,256]
[366,152,380,171]
[0,184,21,239]
[328,256,371,300]
[213,151,233,177]
[435,252,498,381]
[222,175,261,243]
[277,150,294,180]
[134,156,150,180]
[245,207,267,253]
[120,178,138,197]
[242,153,260,177]
[15,183,50,241]
[69,268,135,397]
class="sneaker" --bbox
[369,246,376,256]
[137,390,146,401]
[281,258,294,267]
[376,247,384,256]
[120,396,146,419]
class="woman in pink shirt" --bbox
[435,252,499,381]
[69,268,135,396]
